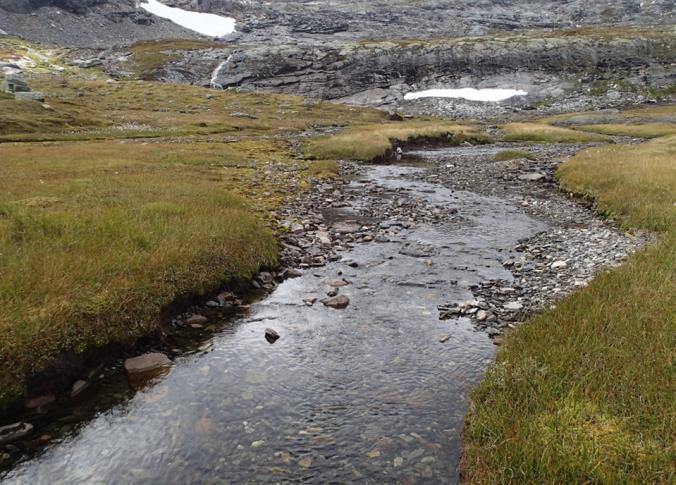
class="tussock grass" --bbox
[0,140,280,406]
[502,123,612,143]
[574,123,676,138]
[463,135,676,483]
[493,149,535,161]
[304,121,492,161]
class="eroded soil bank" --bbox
[1,142,646,483]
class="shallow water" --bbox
[4,160,545,484]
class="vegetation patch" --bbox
[493,149,535,161]
[501,123,612,143]
[573,123,676,138]
[303,121,492,161]
[463,135,676,483]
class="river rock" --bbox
[70,380,89,398]
[186,314,208,325]
[503,301,523,311]
[332,222,361,234]
[518,172,546,182]
[321,294,350,309]
[265,328,280,343]
[124,353,172,375]
[0,422,33,445]
[328,278,349,287]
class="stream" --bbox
[4,153,548,484]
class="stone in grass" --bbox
[321,295,350,309]
[265,328,280,344]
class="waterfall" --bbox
[210,54,232,89]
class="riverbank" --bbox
[0,65,490,416]
[462,133,675,482]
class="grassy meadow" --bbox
[463,130,676,482]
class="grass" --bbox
[493,149,535,161]
[463,135,676,483]
[501,123,612,143]
[0,62,394,410]
[574,123,676,138]
[303,121,492,161]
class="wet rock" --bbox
[321,294,350,309]
[303,297,317,306]
[0,422,33,445]
[328,278,349,288]
[285,268,304,278]
[326,287,339,297]
[124,353,172,376]
[265,328,280,343]
[438,335,451,343]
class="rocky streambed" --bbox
[1,142,646,483]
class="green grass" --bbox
[501,123,612,143]
[0,67,392,410]
[493,149,535,161]
[304,121,492,161]
[463,135,676,483]
[574,123,676,138]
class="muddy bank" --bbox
[1,140,646,482]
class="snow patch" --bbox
[139,0,236,37]
[404,88,528,102]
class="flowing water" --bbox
[3,156,545,484]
